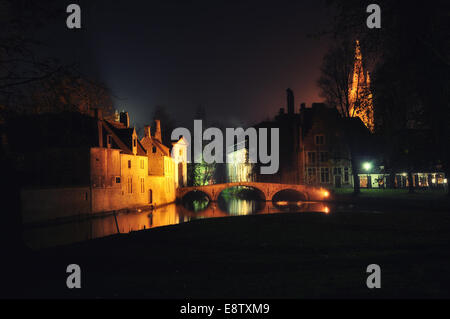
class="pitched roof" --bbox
[103,120,147,156]
[140,135,170,156]
[7,111,147,156]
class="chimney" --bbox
[286,88,294,114]
[144,125,151,138]
[119,111,129,128]
[154,119,162,142]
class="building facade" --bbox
[13,110,187,223]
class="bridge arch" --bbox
[180,189,212,205]
[177,182,327,203]
[271,188,309,202]
[216,185,266,202]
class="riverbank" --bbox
[12,204,450,299]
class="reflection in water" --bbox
[218,197,265,216]
[23,199,330,249]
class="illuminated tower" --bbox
[348,40,374,132]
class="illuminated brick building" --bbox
[229,89,372,188]
[7,110,186,223]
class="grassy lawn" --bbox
[14,208,450,299]
[333,187,449,200]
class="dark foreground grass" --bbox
[12,208,450,299]
[333,187,449,199]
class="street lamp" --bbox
[362,162,372,189]
[362,162,372,172]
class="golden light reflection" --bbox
[24,200,333,249]
[276,201,288,206]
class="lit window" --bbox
[320,167,330,183]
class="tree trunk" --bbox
[407,171,415,194]
[445,166,450,196]
[350,155,360,195]
[389,171,396,189]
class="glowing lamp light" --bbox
[323,190,330,198]
[362,162,372,171]
[432,178,436,184]
[324,207,330,214]
[445,179,448,184]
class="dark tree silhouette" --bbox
[318,40,373,194]
[325,0,450,194]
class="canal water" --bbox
[23,197,330,249]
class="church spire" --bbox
[348,40,374,132]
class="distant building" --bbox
[171,136,189,188]
[357,168,447,189]
[226,138,255,183]
[7,109,187,223]
[227,89,373,188]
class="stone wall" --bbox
[21,186,91,223]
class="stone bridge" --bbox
[177,182,330,202]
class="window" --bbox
[307,167,316,176]
[315,135,324,145]
[140,159,144,169]
[320,168,330,183]
[179,149,183,156]
[333,167,342,175]
[344,167,349,183]
[307,152,316,165]
[140,178,145,193]
[319,152,328,163]
[107,135,112,148]
[152,146,157,153]
[133,138,137,147]
[307,167,317,184]
[127,177,133,193]
[128,160,131,168]
[115,177,121,183]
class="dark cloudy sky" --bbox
[42,0,334,128]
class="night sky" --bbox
[41,0,333,129]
